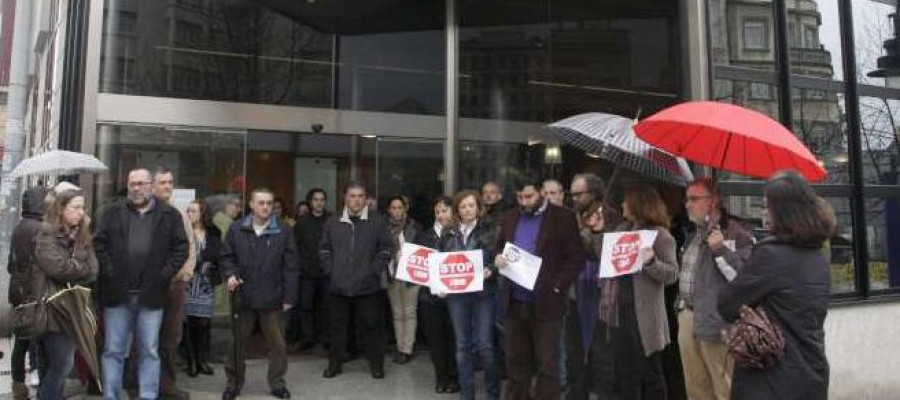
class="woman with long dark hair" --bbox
[597,185,678,399]
[416,196,459,393]
[183,199,222,377]
[32,188,98,400]
[718,170,835,400]
[386,195,422,364]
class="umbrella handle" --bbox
[605,166,621,200]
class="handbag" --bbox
[724,304,786,369]
[12,298,48,339]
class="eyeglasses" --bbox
[686,195,712,203]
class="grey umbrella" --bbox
[545,112,694,187]
[46,285,102,391]
[11,150,108,178]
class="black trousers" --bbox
[288,276,330,345]
[11,337,30,383]
[598,306,667,400]
[420,297,458,385]
[328,292,385,369]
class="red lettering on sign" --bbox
[405,248,434,285]
[440,254,475,291]
[611,233,641,273]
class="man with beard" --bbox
[95,168,189,400]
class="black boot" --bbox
[196,319,214,375]
[184,322,198,377]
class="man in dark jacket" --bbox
[289,188,331,351]
[8,185,48,399]
[221,188,299,400]
[678,177,752,400]
[95,168,189,400]
[496,175,584,400]
[320,182,392,379]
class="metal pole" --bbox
[0,0,34,332]
[444,0,458,195]
[838,0,870,297]
[773,0,793,128]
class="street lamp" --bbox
[868,3,900,88]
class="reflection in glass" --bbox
[724,195,855,294]
[100,0,445,115]
[94,124,247,209]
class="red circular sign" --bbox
[440,253,475,291]
[406,248,434,285]
[611,233,641,273]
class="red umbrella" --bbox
[633,101,826,182]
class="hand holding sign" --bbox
[499,243,542,291]
[395,243,437,286]
[599,230,659,278]
[428,251,484,294]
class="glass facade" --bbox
[87,0,900,300]
[709,0,900,297]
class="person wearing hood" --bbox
[32,187,99,400]
[8,185,50,400]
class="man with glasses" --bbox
[95,168,189,400]
[678,177,753,400]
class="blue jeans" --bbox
[39,332,76,400]
[102,295,165,400]
[447,286,500,400]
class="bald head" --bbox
[542,179,565,207]
[482,181,503,207]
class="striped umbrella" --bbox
[11,150,108,178]
[545,112,694,186]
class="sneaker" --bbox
[271,388,291,399]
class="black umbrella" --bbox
[545,112,694,188]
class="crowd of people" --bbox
[6,165,836,400]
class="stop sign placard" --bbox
[405,248,434,285]
[611,233,641,273]
[428,250,484,294]
[598,230,659,279]
[440,253,475,291]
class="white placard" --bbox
[171,189,196,213]
[599,230,659,278]
[428,250,484,294]
[395,243,437,286]
[500,242,542,291]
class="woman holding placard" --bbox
[386,195,423,365]
[417,196,460,394]
[596,185,678,399]
[438,189,501,400]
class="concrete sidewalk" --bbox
[1,348,471,400]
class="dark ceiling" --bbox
[252,0,679,35]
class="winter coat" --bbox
[497,203,584,321]
[93,199,189,309]
[221,216,300,310]
[8,186,48,306]
[718,237,830,400]
[293,211,331,278]
[319,207,393,297]
[32,225,98,332]
[437,219,500,280]
[682,215,753,341]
